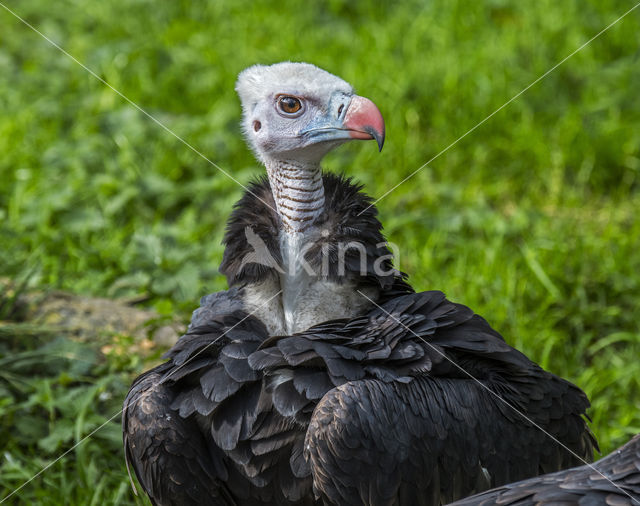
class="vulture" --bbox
[123,62,597,506]
[448,434,640,506]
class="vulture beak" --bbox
[343,95,385,152]
[301,94,386,152]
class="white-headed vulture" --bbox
[123,62,597,506]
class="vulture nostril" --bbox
[253,120,262,132]
[338,104,344,117]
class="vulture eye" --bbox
[277,96,303,116]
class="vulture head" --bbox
[235,62,385,233]
[236,62,385,165]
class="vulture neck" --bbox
[264,158,325,234]
[264,158,325,334]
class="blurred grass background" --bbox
[1,0,639,503]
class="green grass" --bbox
[1,0,639,503]
[0,324,153,505]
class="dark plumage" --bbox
[123,174,596,506]
[123,363,231,505]
[448,434,640,506]
[219,173,412,297]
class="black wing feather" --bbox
[122,365,234,506]
[448,434,640,506]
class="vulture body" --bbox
[448,434,640,506]
[123,62,596,506]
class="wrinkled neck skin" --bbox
[264,158,326,333]
[264,158,325,234]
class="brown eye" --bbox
[278,96,302,115]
